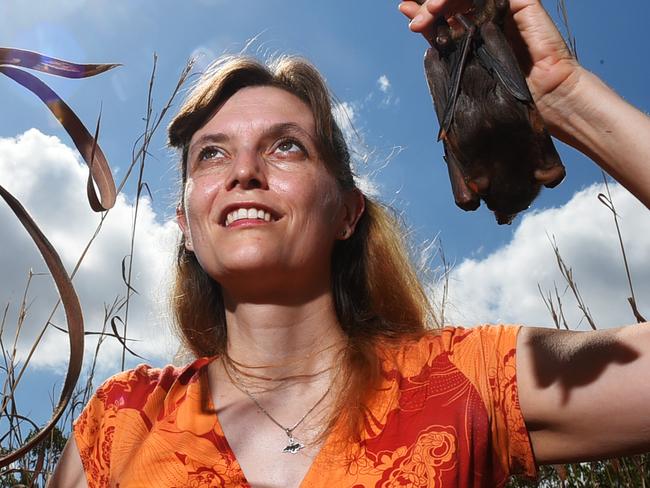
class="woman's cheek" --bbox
[315,183,344,225]
[184,176,222,219]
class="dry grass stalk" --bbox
[547,235,597,331]
[537,282,570,331]
[597,174,646,324]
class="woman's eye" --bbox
[197,146,225,162]
[274,140,304,156]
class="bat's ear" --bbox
[432,16,452,51]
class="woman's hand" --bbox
[398,0,581,133]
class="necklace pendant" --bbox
[282,436,305,454]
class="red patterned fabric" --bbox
[74,325,537,487]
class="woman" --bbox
[52,0,650,486]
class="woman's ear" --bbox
[176,206,194,251]
[338,189,366,240]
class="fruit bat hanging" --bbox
[420,0,566,224]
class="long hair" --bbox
[167,55,437,441]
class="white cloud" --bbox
[332,101,380,197]
[373,74,398,106]
[377,75,391,94]
[437,183,650,330]
[0,130,180,376]
[333,101,358,139]
[189,45,219,74]
[5,130,644,387]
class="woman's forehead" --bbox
[190,86,316,144]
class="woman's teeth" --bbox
[225,208,272,226]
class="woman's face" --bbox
[178,85,360,296]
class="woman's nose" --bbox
[225,150,268,191]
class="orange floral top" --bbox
[74,325,537,487]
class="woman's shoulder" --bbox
[89,356,214,411]
[73,356,222,484]
[381,324,523,374]
[392,322,521,350]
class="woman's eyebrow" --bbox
[188,133,229,157]
[263,122,315,143]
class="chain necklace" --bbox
[222,358,332,454]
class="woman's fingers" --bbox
[502,1,579,101]
[398,1,435,33]
[399,0,479,33]
[399,0,578,102]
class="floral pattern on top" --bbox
[74,325,536,487]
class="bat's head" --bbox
[481,170,542,225]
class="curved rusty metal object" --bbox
[0,186,83,468]
[0,48,118,211]
[0,49,118,468]
[0,47,120,78]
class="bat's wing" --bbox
[478,21,565,188]
[424,46,480,211]
[424,46,450,126]
[439,25,476,140]
[475,22,532,103]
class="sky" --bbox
[0,1,649,427]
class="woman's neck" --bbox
[222,290,346,379]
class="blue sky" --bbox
[2,0,650,256]
[1,1,649,427]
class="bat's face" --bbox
[481,172,542,225]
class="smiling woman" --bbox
[178,84,358,299]
[49,1,650,487]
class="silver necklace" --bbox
[223,358,332,454]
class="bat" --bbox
[419,0,566,224]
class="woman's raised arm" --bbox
[516,323,650,463]
[399,0,650,207]
[399,0,650,464]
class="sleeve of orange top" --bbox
[445,325,537,478]
[72,365,158,487]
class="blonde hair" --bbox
[167,55,437,441]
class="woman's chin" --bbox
[213,260,330,301]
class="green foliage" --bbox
[0,427,67,487]
[508,455,650,487]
